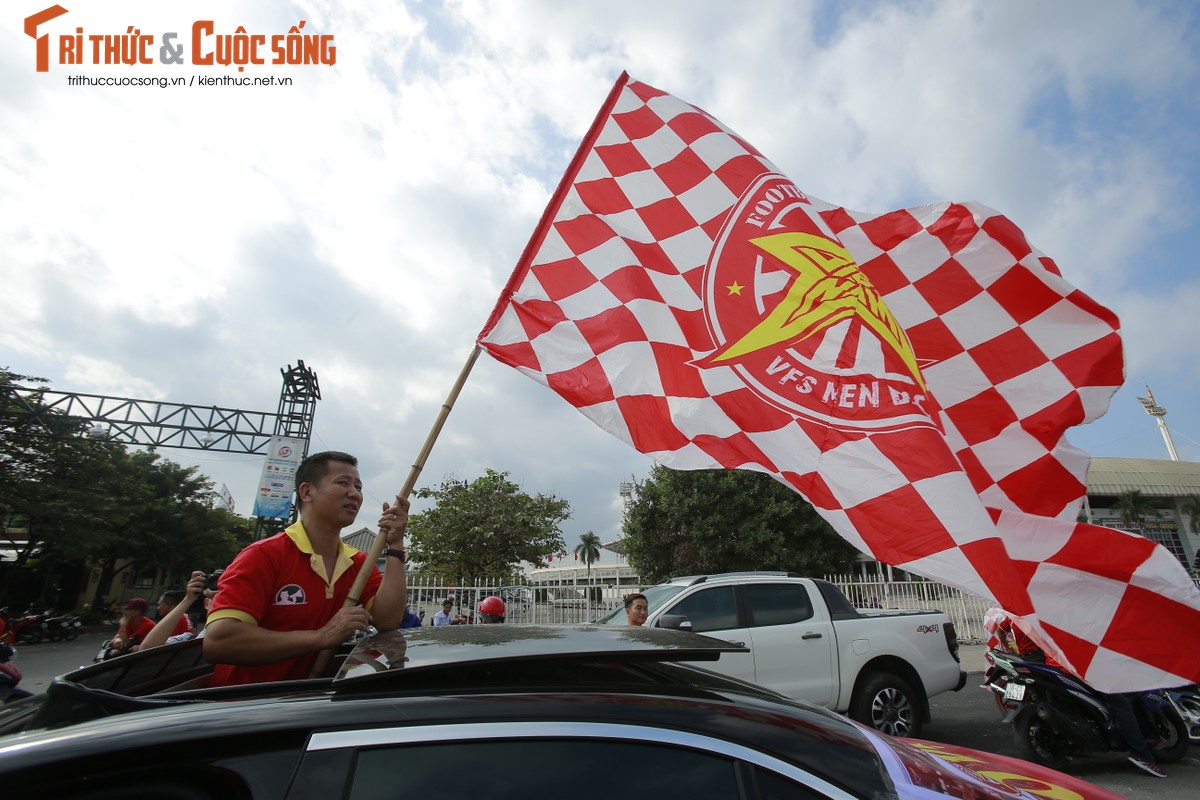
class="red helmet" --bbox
[478,596,506,618]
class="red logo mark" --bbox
[25,5,68,73]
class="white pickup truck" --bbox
[598,572,967,736]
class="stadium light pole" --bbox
[1137,386,1180,461]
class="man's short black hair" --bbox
[159,590,186,606]
[295,451,358,495]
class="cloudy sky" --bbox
[4,1,1199,566]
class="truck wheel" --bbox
[850,673,922,738]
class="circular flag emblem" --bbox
[700,174,933,432]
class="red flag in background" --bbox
[478,73,1200,691]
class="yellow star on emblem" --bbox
[726,281,744,296]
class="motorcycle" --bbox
[982,648,1189,769]
[0,608,49,645]
[0,641,32,703]
[94,634,138,662]
[93,640,121,663]
[44,613,82,642]
[1165,685,1200,744]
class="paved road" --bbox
[925,651,1198,800]
[8,630,110,694]
[8,637,1199,797]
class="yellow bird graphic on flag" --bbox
[707,231,926,392]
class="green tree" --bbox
[622,466,861,582]
[408,469,570,586]
[1115,489,1160,529]
[1,368,140,600]
[1,368,253,606]
[77,449,252,607]
[574,530,603,583]
[1180,494,1200,533]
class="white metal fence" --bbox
[824,574,994,642]
[404,573,995,640]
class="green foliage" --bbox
[2,368,129,569]
[1,367,254,604]
[1180,495,1200,531]
[407,469,570,584]
[1114,489,1160,528]
[574,530,603,579]
[621,465,861,582]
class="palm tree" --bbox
[1114,489,1160,529]
[574,531,603,609]
[1181,495,1200,534]
[575,531,603,579]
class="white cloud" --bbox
[3,0,1199,554]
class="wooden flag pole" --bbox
[309,345,483,677]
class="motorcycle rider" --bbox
[984,606,1051,665]
[0,641,31,702]
[478,596,506,624]
[985,606,1167,778]
[108,598,155,656]
[1109,692,1166,777]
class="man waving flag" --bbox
[478,73,1200,692]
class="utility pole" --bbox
[1137,386,1180,461]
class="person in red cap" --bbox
[478,596,506,624]
[109,598,155,655]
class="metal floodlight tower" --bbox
[1137,385,1180,461]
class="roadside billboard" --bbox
[251,436,305,519]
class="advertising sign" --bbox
[252,437,305,519]
[214,483,236,513]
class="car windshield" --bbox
[596,583,686,624]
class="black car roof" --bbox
[0,628,894,800]
[0,625,751,732]
[335,624,746,682]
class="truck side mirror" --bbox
[656,614,693,632]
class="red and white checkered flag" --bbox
[478,73,1200,691]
